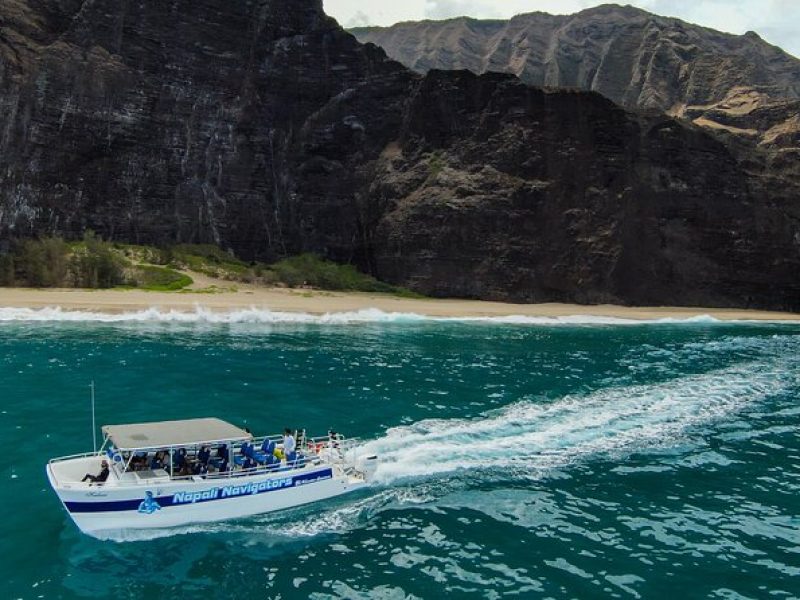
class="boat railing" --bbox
[49,433,365,484]
[145,433,360,482]
[48,450,103,464]
[304,434,366,473]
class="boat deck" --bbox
[48,435,357,490]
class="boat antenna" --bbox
[90,380,97,453]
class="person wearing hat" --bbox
[81,460,110,484]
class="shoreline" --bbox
[0,286,797,322]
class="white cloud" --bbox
[323,0,800,56]
[343,10,372,28]
[423,0,598,20]
[324,0,427,27]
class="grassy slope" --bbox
[123,244,419,296]
[2,238,419,295]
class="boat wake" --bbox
[0,305,759,325]
[357,360,791,485]
[101,343,797,543]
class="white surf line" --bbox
[355,355,796,485]
[0,305,794,325]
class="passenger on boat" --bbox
[149,452,163,471]
[150,451,169,471]
[283,428,297,463]
[328,430,339,447]
[208,444,229,471]
[175,448,193,476]
[81,460,110,484]
[131,451,148,470]
[197,446,211,465]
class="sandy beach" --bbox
[0,279,796,321]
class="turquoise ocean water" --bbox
[1,309,799,598]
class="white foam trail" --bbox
[95,486,437,543]
[97,354,796,543]
[0,305,785,325]
[355,360,795,485]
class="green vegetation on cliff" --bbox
[1,233,191,291]
[0,237,416,296]
[270,254,418,295]
[168,246,419,296]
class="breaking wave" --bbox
[0,305,774,325]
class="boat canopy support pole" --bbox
[90,381,97,454]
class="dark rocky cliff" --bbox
[0,0,411,255]
[367,71,800,308]
[0,1,798,310]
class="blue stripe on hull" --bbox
[65,468,334,513]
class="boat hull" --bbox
[47,464,365,536]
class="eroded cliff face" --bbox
[0,1,798,310]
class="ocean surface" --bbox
[1,309,799,599]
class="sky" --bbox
[323,0,800,57]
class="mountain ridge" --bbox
[351,4,800,147]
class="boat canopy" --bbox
[101,418,251,451]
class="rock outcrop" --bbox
[0,1,798,310]
[351,4,800,146]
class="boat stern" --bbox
[353,454,379,482]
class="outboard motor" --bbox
[355,454,378,482]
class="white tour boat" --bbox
[46,418,377,537]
